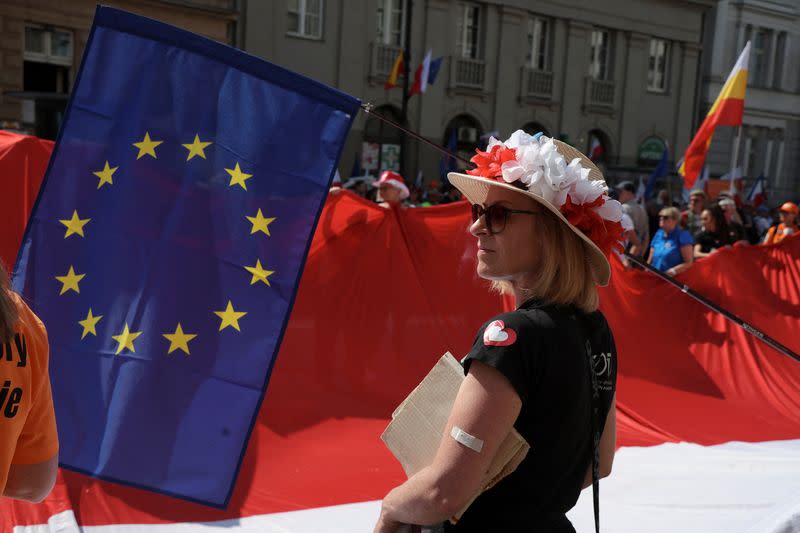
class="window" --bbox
[647,38,669,92]
[376,0,406,47]
[456,3,482,59]
[24,25,73,66]
[750,27,769,87]
[287,0,323,39]
[772,31,787,89]
[588,29,611,80]
[527,17,550,70]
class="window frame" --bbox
[527,15,551,71]
[456,2,483,60]
[588,29,611,81]
[647,38,670,93]
[24,24,73,67]
[376,0,406,48]
[287,0,324,40]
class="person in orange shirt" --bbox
[0,262,58,502]
[762,202,799,245]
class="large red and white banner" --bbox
[2,132,799,531]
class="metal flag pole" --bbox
[624,253,800,364]
[728,124,743,194]
[361,103,473,166]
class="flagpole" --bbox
[728,125,743,195]
[624,253,800,364]
[399,0,413,179]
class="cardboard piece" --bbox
[381,352,530,523]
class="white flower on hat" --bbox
[568,176,607,204]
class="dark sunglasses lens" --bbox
[471,204,482,223]
[486,205,507,233]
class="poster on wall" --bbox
[361,142,380,173]
[380,143,401,172]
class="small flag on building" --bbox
[385,50,405,90]
[12,6,358,508]
[427,56,444,86]
[410,49,433,97]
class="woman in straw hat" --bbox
[375,131,625,533]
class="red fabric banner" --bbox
[1,133,799,528]
[0,132,53,269]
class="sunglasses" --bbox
[471,203,538,235]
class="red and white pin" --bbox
[483,320,517,347]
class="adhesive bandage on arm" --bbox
[450,426,484,453]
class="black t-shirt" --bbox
[728,222,746,243]
[444,299,617,533]
[695,230,730,253]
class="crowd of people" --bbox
[613,180,799,274]
[331,169,798,276]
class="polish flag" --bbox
[588,136,604,161]
[409,49,432,97]
[747,174,767,207]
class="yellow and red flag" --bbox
[679,42,750,188]
[384,50,404,90]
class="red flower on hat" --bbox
[560,195,626,256]
[467,144,517,179]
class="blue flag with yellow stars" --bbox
[12,6,359,507]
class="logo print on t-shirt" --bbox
[483,320,517,347]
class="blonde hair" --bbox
[492,208,599,313]
[659,206,680,220]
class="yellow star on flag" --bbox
[246,208,276,236]
[182,134,213,161]
[225,163,253,190]
[93,161,118,189]
[244,259,275,286]
[78,308,103,339]
[112,323,143,355]
[214,300,247,332]
[133,132,163,159]
[55,266,85,295]
[163,323,197,355]
[59,210,90,238]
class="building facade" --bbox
[701,0,799,201]
[0,0,239,139]
[244,0,713,190]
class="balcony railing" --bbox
[520,67,553,100]
[451,57,485,90]
[585,77,615,107]
[371,42,403,78]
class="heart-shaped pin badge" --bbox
[483,320,517,347]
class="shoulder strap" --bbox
[584,338,601,533]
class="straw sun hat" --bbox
[448,130,630,286]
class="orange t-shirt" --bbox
[0,291,59,493]
[764,223,798,245]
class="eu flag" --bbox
[12,7,359,507]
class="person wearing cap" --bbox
[681,190,706,238]
[375,131,621,533]
[647,206,694,276]
[717,197,747,244]
[373,170,410,208]
[762,202,799,245]
[343,175,376,200]
[614,180,649,256]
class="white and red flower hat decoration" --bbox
[448,130,631,286]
